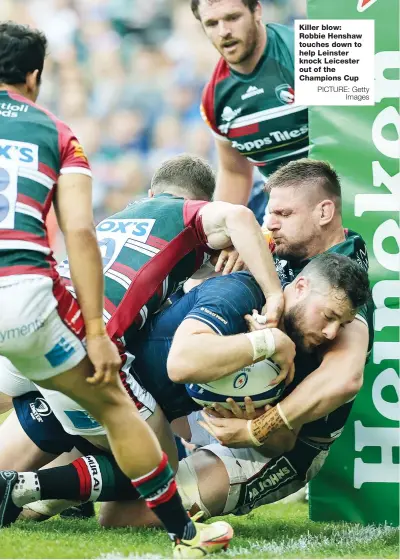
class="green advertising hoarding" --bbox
[307,0,400,526]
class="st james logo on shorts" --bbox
[242,456,297,505]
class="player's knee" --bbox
[176,450,228,518]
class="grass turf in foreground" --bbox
[0,502,398,559]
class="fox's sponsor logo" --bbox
[0,102,29,118]
[357,0,378,12]
[275,84,295,105]
[0,140,39,169]
[97,219,155,240]
[231,125,308,152]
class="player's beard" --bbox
[218,20,259,66]
[284,301,316,354]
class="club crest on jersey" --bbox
[275,84,295,105]
[357,0,378,11]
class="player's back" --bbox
[58,193,210,340]
[0,90,90,280]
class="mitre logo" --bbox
[357,0,378,12]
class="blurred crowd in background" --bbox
[2,0,306,222]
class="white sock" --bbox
[11,472,41,508]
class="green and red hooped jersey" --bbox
[58,194,211,342]
[201,24,309,178]
[0,90,91,280]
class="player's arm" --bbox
[249,319,369,445]
[276,319,368,426]
[200,399,299,455]
[167,318,294,385]
[54,174,104,327]
[214,138,254,205]
[54,174,120,383]
[199,201,283,326]
[168,318,257,383]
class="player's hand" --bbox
[268,328,296,386]
[244,314,295,386]
[214,247,245,275]
[86,335,121,386]
[261,291,284,328]
[198,410,252,448]
[207,397,264,420]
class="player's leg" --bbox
[0,409,57,471]
[177,439,330,518]
[0,393,12,414]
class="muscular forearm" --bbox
[215,168,253,205]
[65,228,105,325]
[225,208,282,298]
[249,361,363,445]
[279,365,363,427]
[167,332,254,384]
[258,427,298,457]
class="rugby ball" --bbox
[185,359,285,409]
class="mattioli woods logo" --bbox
[357,0,378,12]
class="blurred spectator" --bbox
[2,0,306,256]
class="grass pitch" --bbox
[0,502,398,559]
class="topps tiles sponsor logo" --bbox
[0,102,29,118]
[232,125,308,152]
[353,49,400,489]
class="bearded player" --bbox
[193,0,309,222]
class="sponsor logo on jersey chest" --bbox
[96,218,155,241]
[0,102,29,118]
[241,85,265,100]
[0,140,39,169]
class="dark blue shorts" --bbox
[13,391,97,456]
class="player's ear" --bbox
[318,200,335,226]
[294,276,309,299]
[26,70,39,97]
[148,188,154,198]
[255,1,263,23]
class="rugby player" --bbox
[0,23,247,556]
[0,253,370,526]
[193,0,309,221]
[0,158,372,528]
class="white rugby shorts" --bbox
[0,275,86,381]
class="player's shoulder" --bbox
[266,22,295,43]
[198,271,263,301]
[205,56,231,91]
[201,57,231,115]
